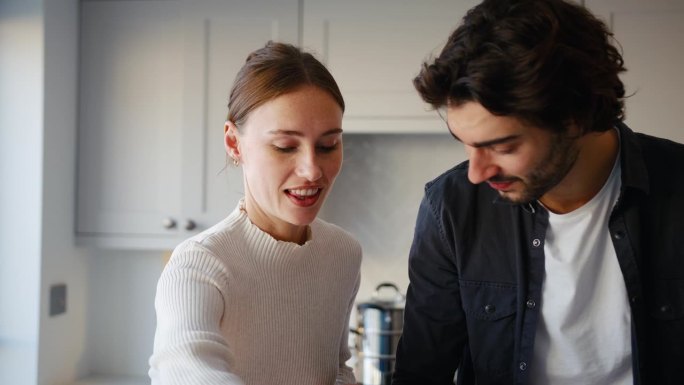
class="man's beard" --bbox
[495,131,579,204]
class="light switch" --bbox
[49,283,67,316]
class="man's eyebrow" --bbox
[448,130,521,148]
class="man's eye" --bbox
[492,145,516,154]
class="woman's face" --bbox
[224,85,343,243]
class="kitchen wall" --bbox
[1,1,91,384]
[82,132,466,378]
[0,1,44,384]
[322,133,466,300]
[37,0,90,383]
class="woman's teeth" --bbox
[289,188,319,197]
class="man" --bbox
[392,0,684,384]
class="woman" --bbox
[149,41,361,385]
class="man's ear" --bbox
[224,121,241,161]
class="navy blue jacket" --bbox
[392,123,684,385]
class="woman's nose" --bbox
[295,151,323,181]
[467,147,498,184]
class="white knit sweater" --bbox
[149,204,362,385]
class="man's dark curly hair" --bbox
[414,0,626,134]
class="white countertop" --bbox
[71,375,148,385]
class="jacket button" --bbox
[519,361,527,371]
[532,238,541,247]
[526,299,536,309]
[613,231,625,240]
[661,304,672,313]
[484,304,496,314]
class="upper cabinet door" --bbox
[77,0,185,244]
[585,0,684,143]
[179,0,300,229]
[302,0,479,134]
[77,0,299,248]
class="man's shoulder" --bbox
[634,132,684,159]
[424,160,471,194]
[421,160,502,215]
[631,131,684,178]
[625,129,684,195]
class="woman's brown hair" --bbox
[227,41,344,129]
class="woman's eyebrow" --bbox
[267,128,343,137]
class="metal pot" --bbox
[351,282,405,385]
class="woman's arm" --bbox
[149,244,244,385]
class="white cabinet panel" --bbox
[585,0,684,142]
[302,0,479,133]
[77,1,184,240]
[76,0,299,248]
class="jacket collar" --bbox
[615,121,650,195]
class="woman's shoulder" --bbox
[169,207,247,264]
[311,218,362,255]
[308,219,362,279]
[313,217,356,239]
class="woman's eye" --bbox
[271,141,339,154]
[272,145,296,153]
[317,143,339,153]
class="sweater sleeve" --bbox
[149,243,245,385]
[335,270,361,385]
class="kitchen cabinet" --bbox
[301,0,479,133]
[76,0,486,249]
[76,0,186,248]
[584,0,684,142]
[76,0,299,249]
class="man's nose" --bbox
[467,147,499,184]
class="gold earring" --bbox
[233,157,239,166]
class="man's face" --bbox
[446,101,579,204]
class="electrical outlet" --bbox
[49,284,67,316]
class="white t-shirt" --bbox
[531,148,633,384]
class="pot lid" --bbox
[357,282,405,310]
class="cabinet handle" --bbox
[162,218,177,229]
[185,219,197,231]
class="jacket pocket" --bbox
[649,279,684,321]
[459,280,517,376]
[645,279,684,381]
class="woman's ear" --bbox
[224,121,241,162]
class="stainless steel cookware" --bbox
[352,282,405,385]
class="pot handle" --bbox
[372,282,404,301]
